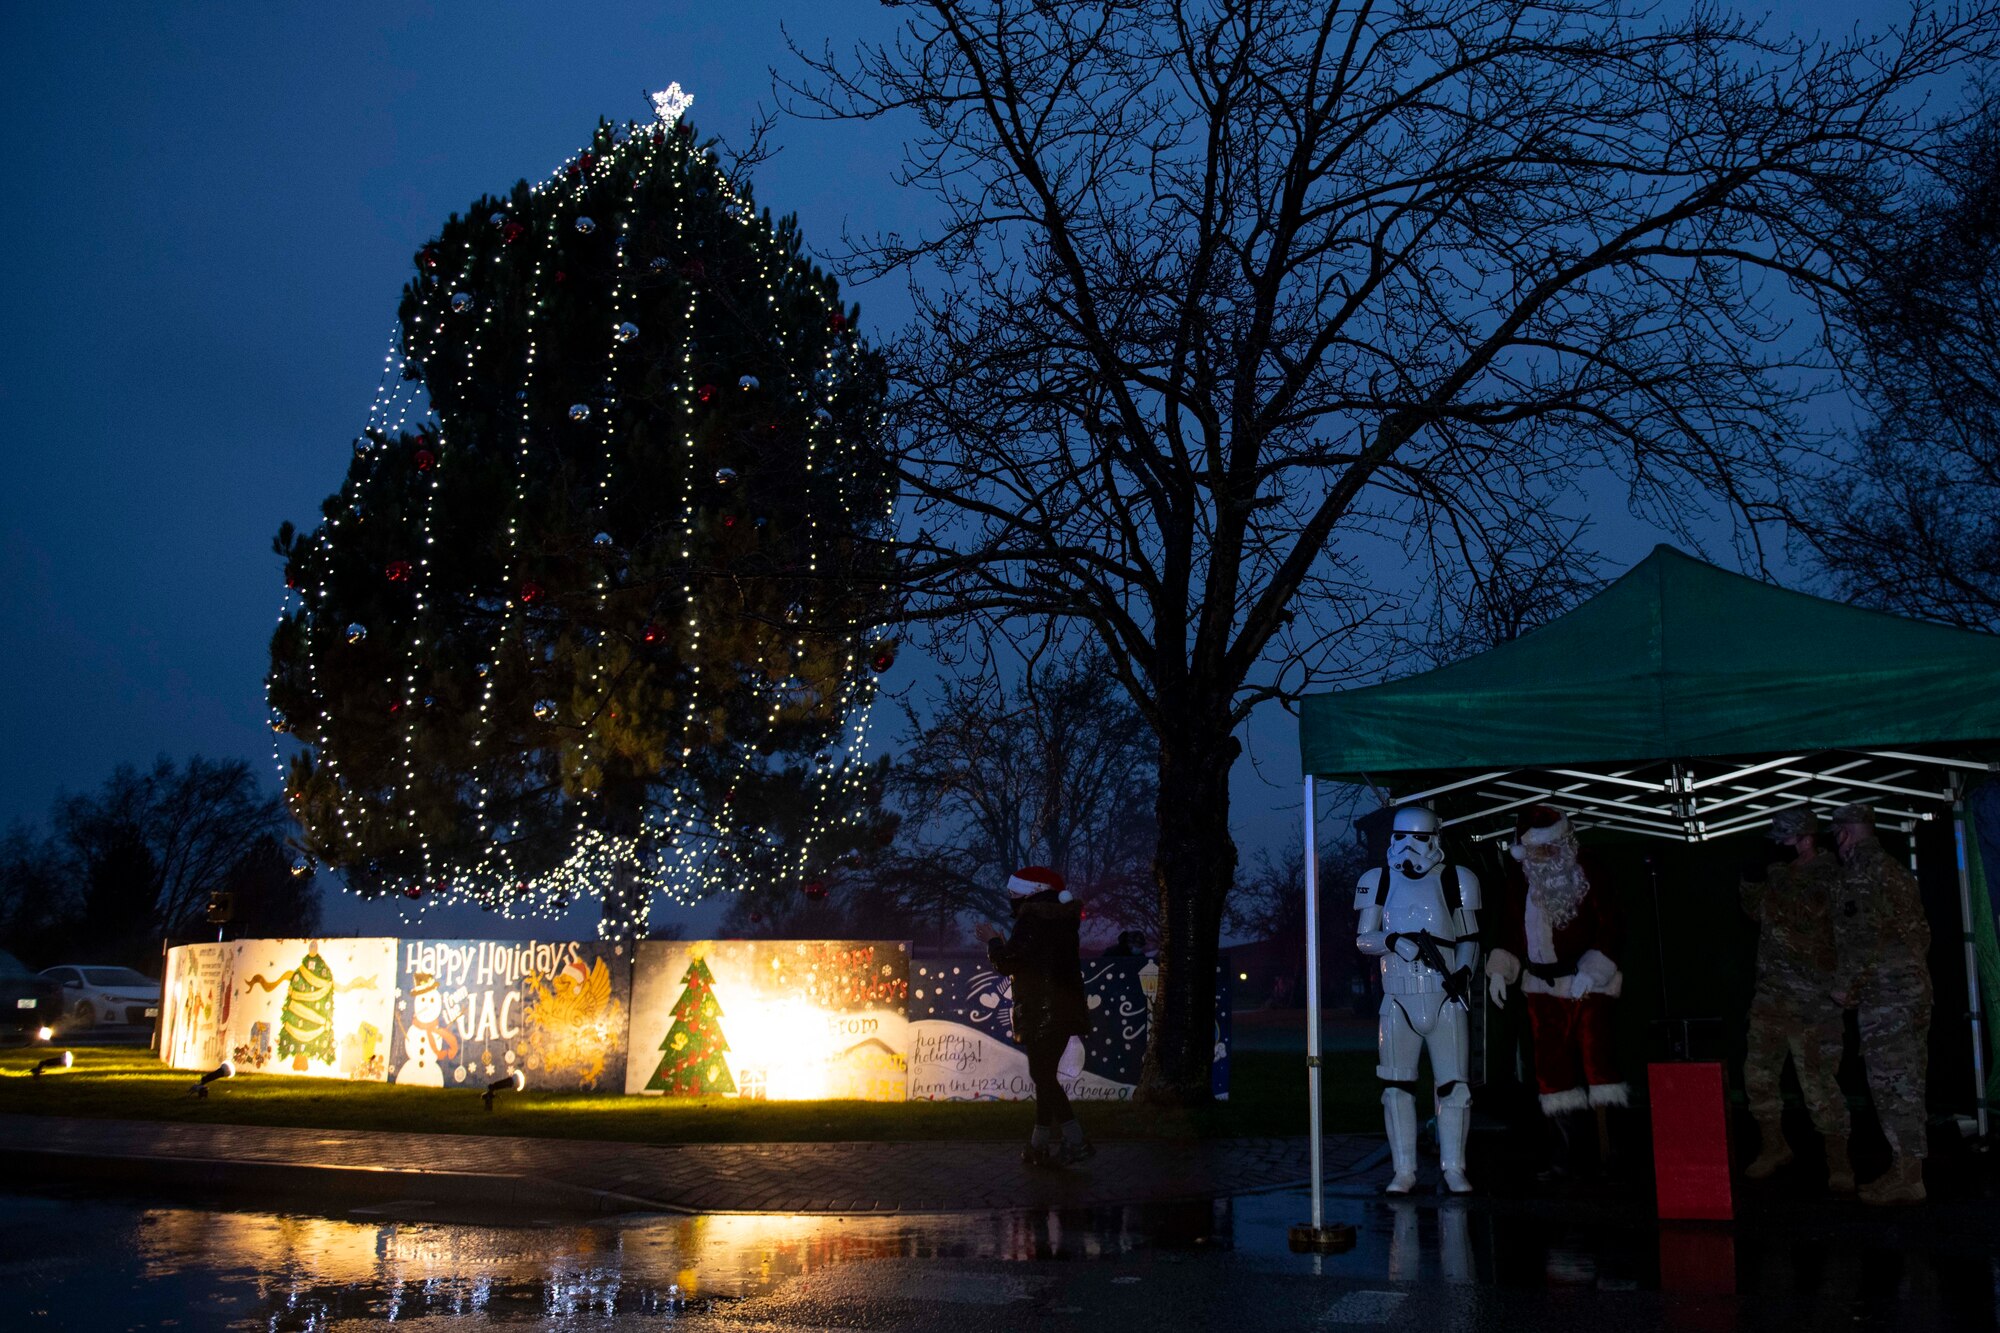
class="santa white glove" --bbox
[1487,971,1508,1009]
[1568,971,1595,1000]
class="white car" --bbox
[39,965,162,1029]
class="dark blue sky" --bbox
[0,2,1869,938]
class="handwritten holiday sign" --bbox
[389,939,630,1091]
[624,940,911,1100]
[905,954,1231,1101]
[159,939,398,1080]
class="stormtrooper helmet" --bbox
[1387,805,1444,876]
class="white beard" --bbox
[1523,847,1590,930]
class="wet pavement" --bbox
[4,1175,1997,1331]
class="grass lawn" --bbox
[0,1044,1389,1144]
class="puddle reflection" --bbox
[7,1185,1999,1330]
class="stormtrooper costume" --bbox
[1355,805,1481,1194]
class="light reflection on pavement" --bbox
[5,1184,1998,1330]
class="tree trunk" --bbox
[596,778,647,943]
[1135,721,1240,1106]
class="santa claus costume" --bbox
[1485,806,1626,1170]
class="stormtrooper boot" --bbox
[1383,1089,1420,1195]
[1744,1117,1793,1180]
[1437,1100,1474,1194]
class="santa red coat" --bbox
[1487,853,1628,1113]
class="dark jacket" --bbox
[986,890,1091,1043]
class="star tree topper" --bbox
[651,82,694,128]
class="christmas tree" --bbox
[277,946,337,1071]
[646,957,735,1095]
[267,89,897,932]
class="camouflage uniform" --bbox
[1833,838,1933,1159]
[1741,853,1848,1135]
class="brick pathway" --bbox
[0,1114,1383,1216]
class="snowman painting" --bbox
[394,972,459,1086]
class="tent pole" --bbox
[1304,775,1324,1225]
[1289,776,1353,1253]
[1951,776,1991,1139]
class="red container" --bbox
[1649,1061,1734,1220]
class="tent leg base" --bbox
[1289,1222,1357,1254]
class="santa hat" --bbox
[1509,805,1573,860]
[1006,865,1072,902]
[411,971,438,998]
[560,960,589,988]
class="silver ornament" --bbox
[715,467,738,485]
[615,321,639,343]
[649,256,668,271]
[476,662,492,677]
[575,216,596,234]
[490,212,506,225]
[533,698,560,721]
[345,623,368,643]
[569,403,591,421]
[593,531,614,546]
[353,436,373,456]
[451,292,474,314]
[813,408,833,425]
[738,375,759,391]
[291,857,312,878]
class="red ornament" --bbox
[749,910,764,925]
[675,121,695,140]
[502,222,524,244]
[679,257,705,280]
[697,383,717,403]
[388,701,401,714]
[520,581,545,605]
[641,622,662,643]
[566,163,581,178]
[828,312,847,331]
[404,885,424,900]
[385,560,411,582]
[651,129,664,146]
[870,644,897,673]
[803,879,828,902]
[722,514,737,528]
[555,270,568,283]
[414,449,436,471]
[420,245,440,270]
[579,151,595,171]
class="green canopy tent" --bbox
[1288,546,1999,1231]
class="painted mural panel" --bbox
[160,942,234,1071]
[388,939,631,1091]
[625,940,911,1100]
[904,954,1231,1100]
[221,938,397,1080]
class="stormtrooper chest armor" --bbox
[1379,870,1454,995]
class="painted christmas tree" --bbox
[646,958,735,1095]
[278,945,337,1071]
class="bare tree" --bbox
[787,0,1997,1101]
[739,644,1158,943]
[1797,94,2000,629]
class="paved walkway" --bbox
[0,1114,1383,1217]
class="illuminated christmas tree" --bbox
[646,957,735,1096]
[277,945,337,1071]
[267,86,897,933]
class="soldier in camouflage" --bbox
[1828,803,1933,1206]
[1739,808,1852,1190]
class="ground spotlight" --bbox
[32,1051,73,1078]
[189,1059,235,1098]
[482,1069,526,1111]
[34,1025,54,1043]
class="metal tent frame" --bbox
[1297,745,1995,1235]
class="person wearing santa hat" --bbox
[1485,805,1628,1181]
[975,866,1094,1166]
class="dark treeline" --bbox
[0,756,319,973]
